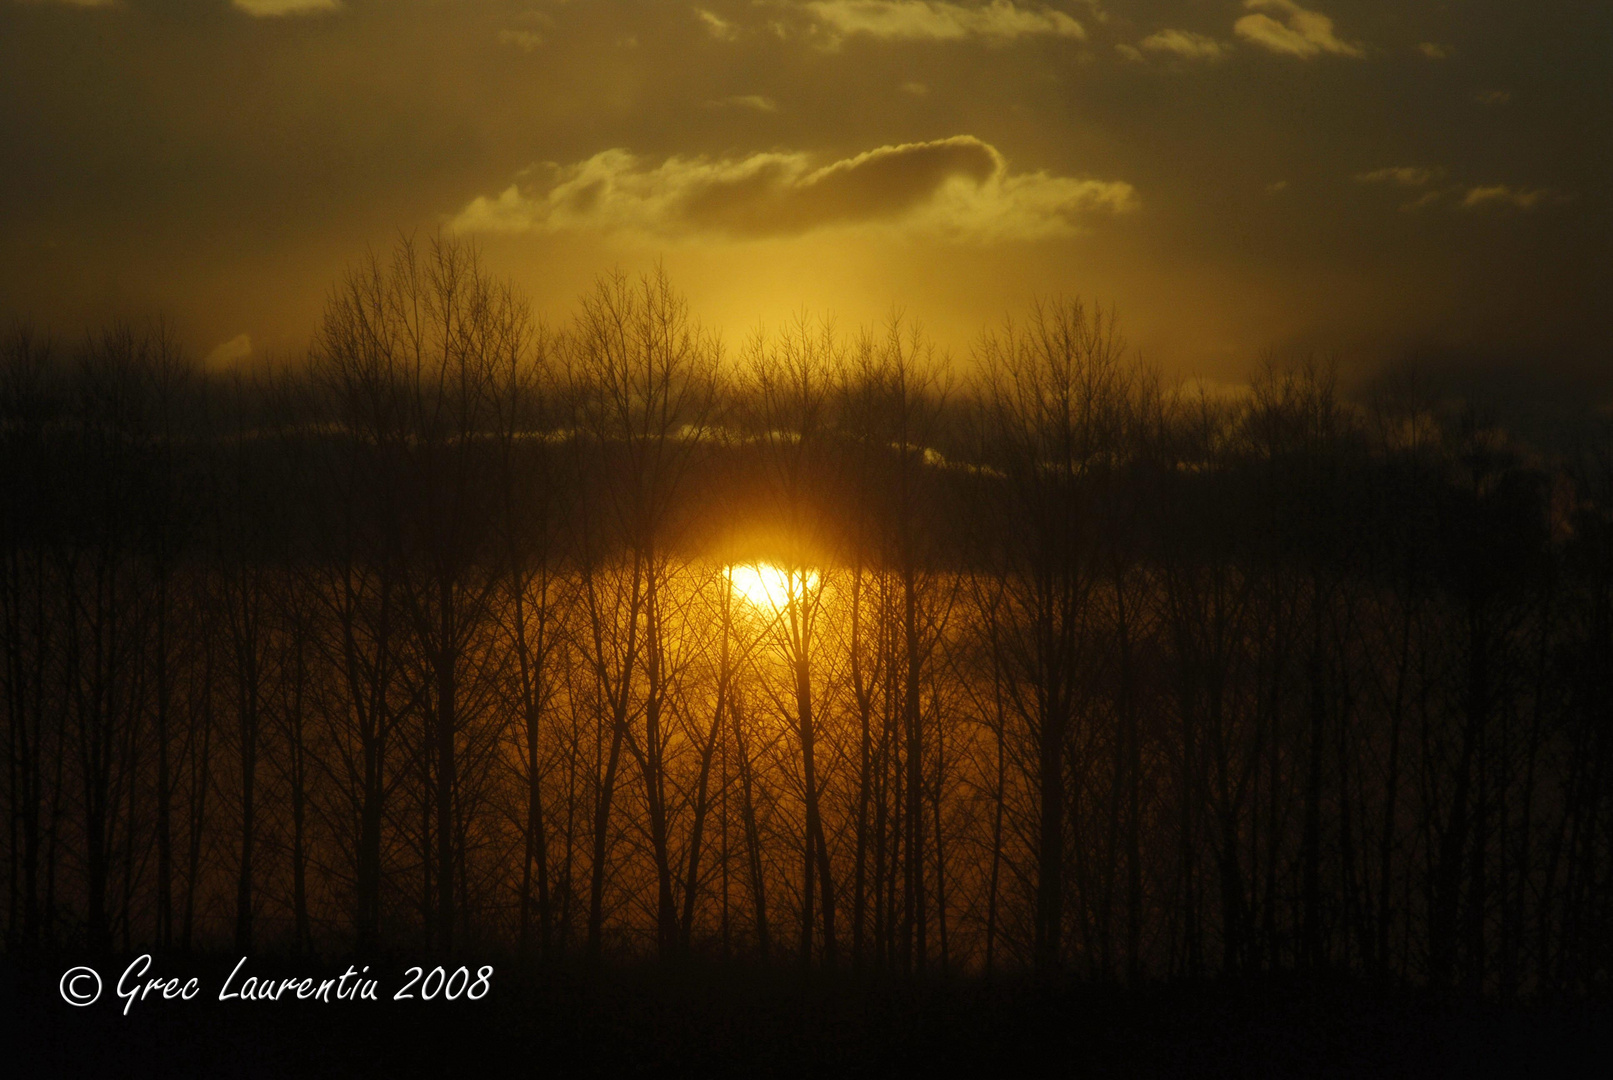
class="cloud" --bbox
[205,333,253,367]
[1233,0,1362,59]
[498,29,544,51]
[1137,29,1227,60]
[1356,169,1564,212]
[1475,89,1512,106]
[1399,190,1444,211]
[802,1,1084,45]
[1355,166,1440,187]
[1355,166,1449,210]
[706,94,779,112]
[231,0,341,15]
[696,8,741,41]
[450,135,1135,243]
[1460,185,1555,211]
[1416,42,1450,60]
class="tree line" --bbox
[4,235,1611,996]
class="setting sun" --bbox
[726,562,819,612]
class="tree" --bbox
[974,299,1127,973]
[568,265,720,959]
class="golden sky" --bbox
[1,1,1608,391]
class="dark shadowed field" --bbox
[4,955,1609,1079]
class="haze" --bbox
[1,0,1608,397]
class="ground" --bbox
[3,955,1608,1078]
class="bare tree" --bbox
[568,266,720,959]
[974,299,1126,973]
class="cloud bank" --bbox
[451,136,1135,243]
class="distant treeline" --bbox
[3,235,1611,997]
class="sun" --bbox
[726,562,819,612]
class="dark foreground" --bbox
[3,955,1608,1078]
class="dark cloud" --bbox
[451,136,1135,241]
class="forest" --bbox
[4,233,1612,999]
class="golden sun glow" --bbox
[726,562,819,612]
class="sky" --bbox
[1,0,1609,396]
